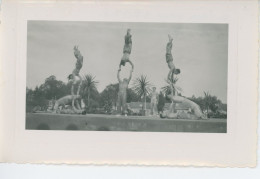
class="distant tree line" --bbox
[188,92,227,118]
[26,75,151,113]
[26,75,227,118]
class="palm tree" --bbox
[132,75,152,112]
[82,74,99,107]
[203,92,222,113]
[203,91,211,116]
[161,77,182,96]
[203,91,222,117]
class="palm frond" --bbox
[132,75,152,99]
[82,74,99,94]
[161,78,182,95]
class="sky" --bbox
[27,21,228,103]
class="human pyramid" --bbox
[116,29,134,115]
[162,35,207,119]
[53,46,84,114]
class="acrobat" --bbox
[119,29,134,70]
[166,94,207,120]
[166,35,180,84]
[53,95,82,114]
[117,68,133,115]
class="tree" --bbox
[132,75,152,111]
[40,75,68,100]
[100,83,119,112]
[189,93,226,118]
[203,91,211,115]
[127,88,139,103]
[81,74,99,107]
[219,103,227,111]
[30,86,48,109]
[26,87,36,112]
[26,75,68,112]
[157,91,166,112]
[103,100,113,113]
[208,95,221,113]
[100,83,139,113]
[202,91,223,117]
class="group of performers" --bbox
[53,46,84,113]
[53,28,206,119]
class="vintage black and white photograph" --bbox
[26,21,228,132]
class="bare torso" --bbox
[151,91,158,103]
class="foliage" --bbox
[132,75,152,110]
[99,83,139,113]
[81,74,99,108]
[203,91,221,114]
[26,75,69,112]
[189,92,226,118]
[100,83,119,112]
[26,86,48,112]
[40,75,69,100]
[26,75,141,114]
[103,100,113,113]
[84,98,100,114]
[127,88,139,103]
[157,91,166,112]
[219,103,227,111]
[208,111,227,119]
[26,75,227,118]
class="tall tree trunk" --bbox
[142,96,144,110]
[144,94,147,111]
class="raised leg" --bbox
[76,75,82,96]
[122,93,127,115]
[71,84,76,110]
[117,94,122,114]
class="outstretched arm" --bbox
[128,60,134,70]
[71,84,76,110]
[117,69,122,83]
[167,69,175,82]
